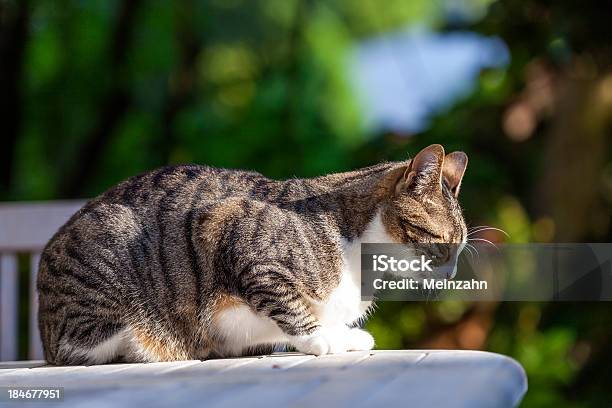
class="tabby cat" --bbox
[37,144,468,365]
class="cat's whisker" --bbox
[467,225,483,235]
[463,244,475,260]
[469,237,500,253]
[466,242,479,258]
[467,226,509,238]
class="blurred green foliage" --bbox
[2,0,611,406]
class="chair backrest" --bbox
[0,201,86,361]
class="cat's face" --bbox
[382,144,468,278]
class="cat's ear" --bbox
[399,144,445,194]
[442,151,468,197]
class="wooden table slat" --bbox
[0,351,527,407]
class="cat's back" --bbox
[97,164,272,211]
[55,164,272,237]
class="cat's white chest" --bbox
[313,257,368,326]
[314,210,396,326]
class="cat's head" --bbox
[381,144,468,278]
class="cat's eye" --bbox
[400,219,442,239]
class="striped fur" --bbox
[37,144,468,364]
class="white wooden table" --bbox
[0,350,527,407]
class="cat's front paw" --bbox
[291,326,350,356]
[291,326,375,356]
[346,328,375,351]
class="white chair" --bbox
[0,201,85,361]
